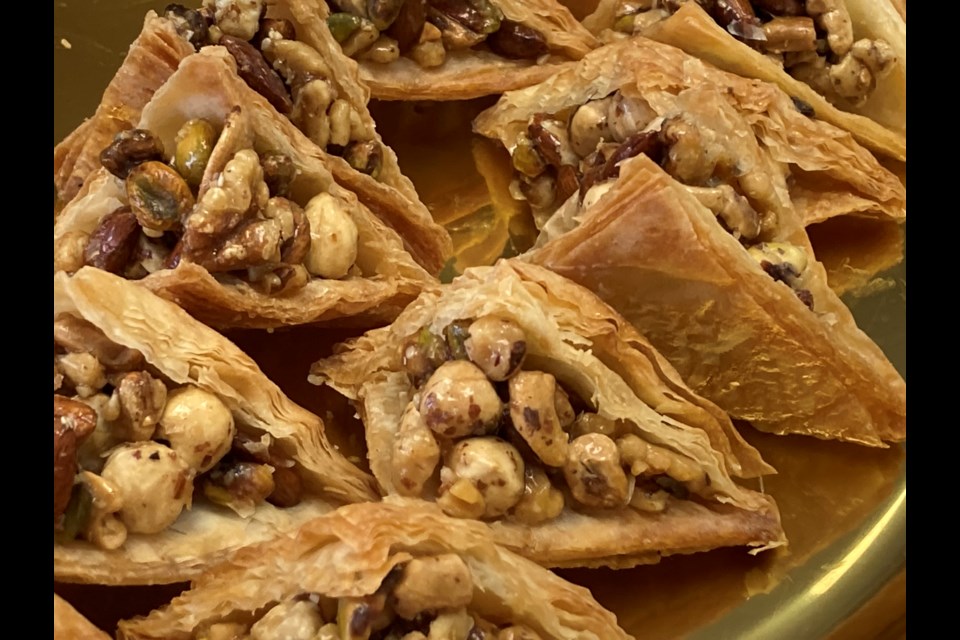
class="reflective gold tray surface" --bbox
[54,1,905,637]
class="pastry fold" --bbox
[54,267,378,585]
[53,8,451,274]
[524,153,906,446]
[53,12,194,206]
[282,0,599,100]
[118,499,634,640]
[472,36,904,234]
[311,260,785,568]
[583,1,906,160]
[54,48,436,330]
[54,594,110,640]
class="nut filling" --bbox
[161,3,384,178]
[506,91,816,309]
[393,315,714,524]
[193,559,545,640]
[611,0,896,110]
[66,110,361,291]
[326,0,552,70]
[53,313,303,549]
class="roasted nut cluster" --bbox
[326,0,550,69]
[195,557,545,640]
[611,0,896,108]
[393,314,708,524]
[161,1,383,174]
[507,92,815,308]
[53,313,301,549]
[68,109,361,293]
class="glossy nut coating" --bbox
[464,315,527,381]
[419,360,502,438]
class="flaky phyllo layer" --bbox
[53,3,451,273]
[311,261,784,568]
[53,268,377,585]
[118,500,634,640]
[54,49,436,330]
[284,0,598,100]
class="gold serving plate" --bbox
[54,2,905,637]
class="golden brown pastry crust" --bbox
[54,267,379,585]
[524,153,905,446]
[282,0,598,100]
[54,49,438,330]
[584,1,905,160]
[311,261,786,568]
[53,12,195,206]
[118,499,635,640]
[472,36,905,231]
[54,594,111,640]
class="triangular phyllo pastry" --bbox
[118,499,635,639]
[54,267,378,584]
[277,0,599,100]
[54,5,451,273]
[469,37,904,445]
[524,152,905,445]
[54,48,438,329]
[473,36,904,238]
[581,0,906,160]
[311,261,785,568]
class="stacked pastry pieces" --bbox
[311,261,785,568]
[579,0,906,160]
[54,47,439,329]
[53,2,451,273]
[280,0,599,100]
[53,1,905,636]
[473,36,905,446]
[117,499,634,639]
[54,267,378,584]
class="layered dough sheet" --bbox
[118,499,635,639]
[54,267,377,584]
[312,260,785,569]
